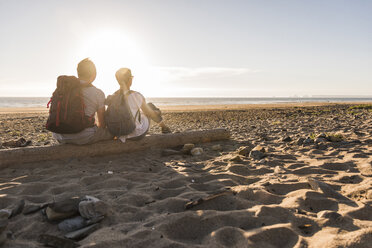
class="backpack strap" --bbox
[124,90,142,124]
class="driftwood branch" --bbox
[0,129,230,167]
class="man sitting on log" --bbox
[105,68,171,142]
[49,58,113,144]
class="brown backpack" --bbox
[46,76,95,134]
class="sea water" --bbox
[0,97,371,108]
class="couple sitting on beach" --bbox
[46,58,170,145]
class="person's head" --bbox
[77,58,96,83]
[115,68,133,89]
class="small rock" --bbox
[307,178,354,204]
[252,145,266,153]
[211,144,222,151]
[161,149,181,156]
[79,196,107,219]
[38,234,79,248]
[45,199,79,220]
[317,210,342,220]
[0,210,11,220]
[249,145,266,160]
[282,136,292,142]
[9,199,25,218]
[181,143,195,154]
[58,216,88,233]
[249,150,265,160]
[237,146,252,156]
[190,147,203,156]
[49,197,81,214]
[58,215,103,233]
[230,155,242,163]
[23,203,46,215]
[64,223,99,241]
[46,207,77,222]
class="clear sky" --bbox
[0,0,371,97]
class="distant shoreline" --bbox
[1,101,371,114]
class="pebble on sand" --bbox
[191,147,203,156]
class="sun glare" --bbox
[76,29,160,96]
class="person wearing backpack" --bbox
[48,58,113,144]
[105,68,170,142]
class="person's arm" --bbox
[140,98,161,122]
[96,89,106,128]
[97,106,106,128]
[140,97,170,132]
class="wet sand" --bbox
[0,103,371,247]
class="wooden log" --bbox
[0,129,230,168]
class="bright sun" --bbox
[76,29,159,96]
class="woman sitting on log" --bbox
[105,68,171,142]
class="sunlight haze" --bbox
[0,0,371,97]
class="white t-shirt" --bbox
[119,91,150,142]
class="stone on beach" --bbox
[237,146,253,156]
[0,200,25,219]
[307,178,356,205]
[249,145,266,160]
[79,196,108,219]
[64,223,100,241]
[58,216,89,233]
[23,203,46,215]
[181,143,195,154]
[46,207,78,222]
[46,197,81,221]
[191,147,204,156]
[317,210,342,220]
[9,199,25,218]
[0,210,11,220]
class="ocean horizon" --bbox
[0,96,372,108]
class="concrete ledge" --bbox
[0,129,230,167]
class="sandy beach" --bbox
[0,103,371,247]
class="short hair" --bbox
[77,58,96,79]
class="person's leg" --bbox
[85,128,114,144]
[52,128,98,145]
[147,103,171,133]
